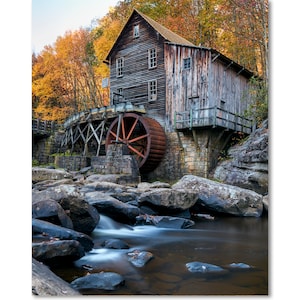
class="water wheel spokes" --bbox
[105,113,166,173]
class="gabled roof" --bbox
[105,9,195,60]
[136,9,195,47]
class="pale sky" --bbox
[32,0,120,54]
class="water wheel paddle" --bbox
[105,113,166,173]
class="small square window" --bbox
[133,25,139,38]
[183,57,191,69]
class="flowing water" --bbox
[52,214,268,295]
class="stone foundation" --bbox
[54,156,91,171]
[145,128,232,182]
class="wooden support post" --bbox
[116,114,123,143]
[83,122,90,156]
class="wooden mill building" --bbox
[103,9,253,180]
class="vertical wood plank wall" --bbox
[165,44,251,132]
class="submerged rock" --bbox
[102,238,130,249]
[128,249,154,267]
[70,272,125,291]
[228,262,252,269]
[135,214,194,229]
[186,261,228,274]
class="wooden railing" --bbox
[174,106,253,134]
[32,119,56,135]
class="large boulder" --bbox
[32,199,73,229]
[32,184,82,204]
[85,191,140,223]
[32,240,85,263]
[58,197,100,234]
[32,219,94,251]
[32,167,72,182]
[32,258,80,296]
[213,119,268,195]
[172,175,263,217]
[138,188,198,211]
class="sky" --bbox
[32,0,120,54]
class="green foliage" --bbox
[244,76,268,125]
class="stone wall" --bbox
[54,156,91,171]
[33,131,65,165]
[144,128,231,182]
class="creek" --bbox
[52,214,268,295]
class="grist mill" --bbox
[33,9,254,182]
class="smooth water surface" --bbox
[52,214,268,295]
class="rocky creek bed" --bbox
[32,166,268,295]
[32,120,268,295]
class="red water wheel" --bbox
[105,113,166,173]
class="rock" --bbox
[101,238,130,249]
[70,272,125,291]
[263,195,269,212]
[227,262,252,269]
[32,178,74,191]
[85,174,118,183]
[135,214,195,229]
[128,249,154,267]
[32,184,82,204]
[32,258,80,296]
[137,181,171,191]
[32,239,85,263]
[94,181,127,194]
[138,188,198,211]
[32,199,73,229]
[172,175,263,217]
[58,196,100,234]
[213,119,268,195]
[32,219,94,251]
[85,191,140,223]
[186,261,228,275]
[32,167,73,182]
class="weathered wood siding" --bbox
[109,14,166,122]
[209,59,252,132]
[165,44,210,131]
[165,44,252,133]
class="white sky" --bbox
[32,0,120,54]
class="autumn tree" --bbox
[32,28,109,122]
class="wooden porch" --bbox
[174,106,253,134]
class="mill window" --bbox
[133,24,139,38]
[148,48,157,69]
[116,57,124,77]
[183,57,191,69]
[148,79,157,101]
